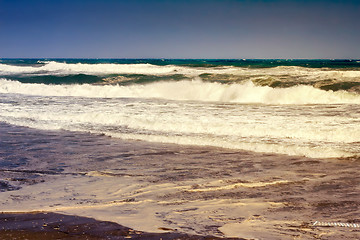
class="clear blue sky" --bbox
[1,0,359,59]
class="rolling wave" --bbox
[1,78,359,105]
[2,61,360,93]
[1,61,360,78]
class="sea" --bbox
[1,59,360,239]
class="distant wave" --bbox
[0,61,181,75]
[1,78,359,105]
[2,61,360,79]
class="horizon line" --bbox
[1,57,360,60]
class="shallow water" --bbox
[1,90,360,159]
[1,123,359,239]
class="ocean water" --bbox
[1,59,360,239]
[1,59,360,158]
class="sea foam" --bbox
[1,78,359,105]
[2,61,360,81]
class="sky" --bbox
[0,0,359,59]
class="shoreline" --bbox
[0,211,242,240]
[1,123,360,239]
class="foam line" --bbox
[1,62,360,80]
[1,79,359,105]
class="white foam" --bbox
[1,78,360,158]
[1,88,360,158]
[0,61,225,76]
[2,62,360,82]
[1,78,359,104]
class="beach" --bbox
[1,212,243,240]
[2,0,360,235]
[1,59,360,239]
[1,122,359,239]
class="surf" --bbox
[1,78,359,105]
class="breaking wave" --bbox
[1,61,360,78]
[1,78,359,105]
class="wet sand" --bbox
[1,123,360,239]
[0,212,242,240]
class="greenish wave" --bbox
[100,74,190,85]
[6,74,103,85]
[252,78,360,93]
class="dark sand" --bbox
[0,212,241,240]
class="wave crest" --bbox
[2,61,360,80]
[1,78,359,105]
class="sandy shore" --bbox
[1,123,360,239]
[0,212,243,240]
